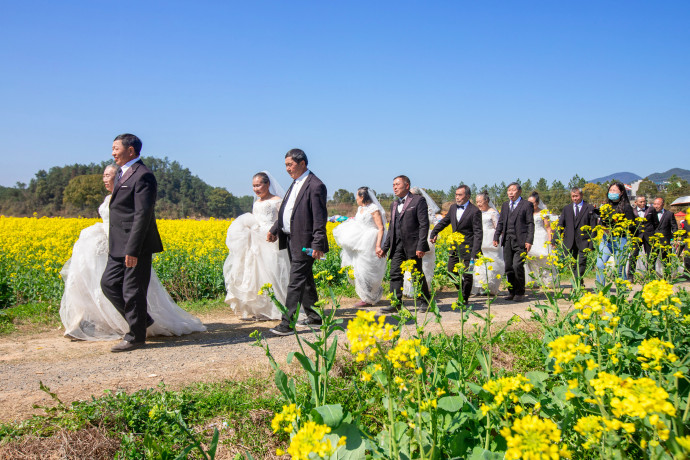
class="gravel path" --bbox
[0,289,563,422]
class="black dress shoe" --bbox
[513,294,526,302]
[146,316,155,328]
[503,294,515,301]
[111,340,146,353]
[296,319,323,329]
[269,324,295,336]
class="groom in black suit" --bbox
[101,134,163,352]
[267,149,329,336]
[554,187,596,284]
[429,185,482,304]
[377,175,431,313]
[493,182,534,301]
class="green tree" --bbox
[331,189,355,204]
[535,178,549,194]
[567,174,586,190]
[207,187,235,218]
[62,174,106,213]
[636,179,659,200]
[664,175,690,205]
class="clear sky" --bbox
[1,1,688,197]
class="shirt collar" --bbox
[511,196,522,205]
[294,169,310,184]
[121,157,140,173]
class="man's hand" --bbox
[416,250,425,258]
[525,243,532,252]
[429,236,437,244]
[376,248,385,258]
[312,249,324,259]
[493,241,498,247]
[125,254,138,268]
[267,232,277,242]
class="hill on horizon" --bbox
[646,168,690,183]
[589,172,642,184]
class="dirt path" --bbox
[0,290,562,423]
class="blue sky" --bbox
[1,1,688,197]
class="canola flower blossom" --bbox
[345,310,399,362]
[500,414,571,460]
[276,420,346,459]
[573,415,635,450]
[386,338,428,370]
[272,403,301,433]
[637,338,678,371]
[480,375,534,415]
[547,335,591,374]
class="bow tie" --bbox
[458,204,465,209]
[398,198,406,205]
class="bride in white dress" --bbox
[403,187,439,297]
[525,191,555,287]
[332,187,387,307]
[60,165,207,341]
[223,172,290,320]
[472,192,505,295]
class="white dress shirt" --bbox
[396,193,410,214]
[509,196,522,211]
[657,209,664,221]
[574,201,583,216]
[636,206,646,218]
[456,202,468,221]
[119,157,141,177]
[281,170,310,234]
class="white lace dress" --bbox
[402,215,438,297]
[59,195,207,340]
[525,213,555,286]
[472,208,505,295]
[332,203,387,304]
[223,197,290,319]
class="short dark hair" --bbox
[570,187,583,195]
[253,172,270,185]
[285,148,308,166]
[456,184,471,197]
[507,182,522,192]
[395,175,411,186]
[655,196,665,205]
[114,133,142,156]
[357,187,373,205]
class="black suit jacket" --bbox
[429,202,482,260]
[652,209,678,244]
[381,193,430,257]
[556,201,597,250]
[632,205,655,238]
[270,172,329,261]
[493,198,535,247]
[108,160,163,258]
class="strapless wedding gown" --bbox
[332,203,387,304]
[472,209,505,295]
[223,198,290,320]
[525,213,555,286]
[59,195,207,341]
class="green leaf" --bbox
[437,396,464,413]
[475,350,489,377]
[330,422,365,459]
[325,335,339,371]
[445,359,461,384]
[311,404,345,428]
[207,427,219,458]
[274,370,296,401]
[292,352,317,374]
[468,446,505,460]
[525,371,549,384]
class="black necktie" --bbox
[116,169,123,183]
[510,201,515,212]
[574,204,579,217]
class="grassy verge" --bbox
[0,327,545,459]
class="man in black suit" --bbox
[493,182,534,301]
[267,149,329,335]
[429,185,482,304]
[651,197,678,262]
[554,187,597,284]
[101,134,163,352]
[377,175,430,313]
[628,195,654,279]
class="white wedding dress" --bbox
[59,195,207,341]
[223,197,289,320]
[472,208,505,295]
[403,191,439,297]
[525,212,555,286]
[333,203,387,304]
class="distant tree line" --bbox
[0,157,253,219]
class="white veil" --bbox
[366,188,387,230]
[254,170,285,201]
[411,187,440,223]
